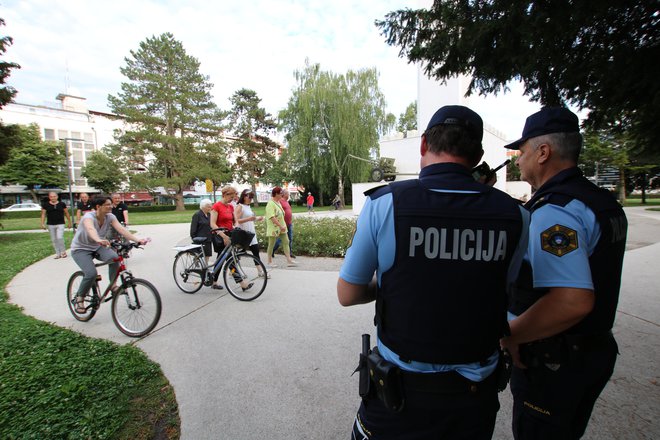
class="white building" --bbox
[351,70,531,214]
[0,93,287,205]
[0,93,124,203]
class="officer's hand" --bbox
[500,337,526,369]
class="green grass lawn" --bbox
[0,233,179,439]
[0,204,350,231]
[622,197,660,207]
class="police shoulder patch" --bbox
[540,224,578,257]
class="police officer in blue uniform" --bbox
[338,105,529,439]
[500,107,627,439]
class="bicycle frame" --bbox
[92,254,133,305]
[177,229,247,286]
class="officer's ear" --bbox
[536,143,552,164]
[420,134,429,157]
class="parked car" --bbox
[0,203,42,212]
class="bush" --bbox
[128,204,198,213]
[254,217,356,257]
[1,210,42,219]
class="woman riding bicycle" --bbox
[70,195,148,313]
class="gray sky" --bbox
[1,0,547,140]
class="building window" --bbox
[44,128,55,140]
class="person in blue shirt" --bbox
[338,105,529,440]
[500,107,627,440]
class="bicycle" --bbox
[172,227,268,301]
[66,240,162,338]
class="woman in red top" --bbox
[211,186,237,242]
[208,186,238,289]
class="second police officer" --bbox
[337,105,529,439]
[500,107,627,439]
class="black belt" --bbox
[401,368,497,395]
[563,331,614,352]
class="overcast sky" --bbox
[1,0,545,140]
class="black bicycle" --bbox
[173,227,268,301]
[66,240,161,337]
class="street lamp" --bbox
[61,137,85,230]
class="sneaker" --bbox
[211,284,224,290]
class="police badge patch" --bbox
[541,224,578,257]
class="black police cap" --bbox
[504,107,579,150]
[426,105,483,142]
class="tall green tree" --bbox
[82,150,126,194]
[376,1,660,153]
[0,124,66,201]
[280,61,390,204]
[580,128,630,201]
[0,18,20,165]
[226,88,278,206]
[108,33,225,210]
[397,101,417,133]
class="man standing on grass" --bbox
[306,192,314,213]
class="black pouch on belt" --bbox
[521,336,565,367]
[366,348,405,412]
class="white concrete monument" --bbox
[351,68,530,214]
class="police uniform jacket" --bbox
[510,167,627,335]
[341,163,528,368]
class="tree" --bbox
[397,101,417,133]
[0,18,20,165]
[82,150,126,193]
[108,33,225,211]
[580,128,630,201]
[280,61,390,205]
[376,1,660,153]
[0,124,66,201]
[262,147,295,187]
[226,88,278,206]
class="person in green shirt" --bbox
[265,187,297,268]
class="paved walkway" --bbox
[6,207,660,439]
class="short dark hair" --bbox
[271,187,282,197]
[424,124,483,164]
[91,195,111,209]
[239,189,253,203]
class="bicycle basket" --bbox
[230,228,255,248]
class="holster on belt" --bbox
[366,348,405,412]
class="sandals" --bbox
[61,252,67,258]
[74,297,86,314]
[241,282,254,292]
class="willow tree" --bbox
[108,33,225,210]
[280,61,389,204]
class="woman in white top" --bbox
[234,189,264,262]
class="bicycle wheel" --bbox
[111,278,162,337]
[222,253,267,301]
[66,271,98,322]
[173,251,205,294]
